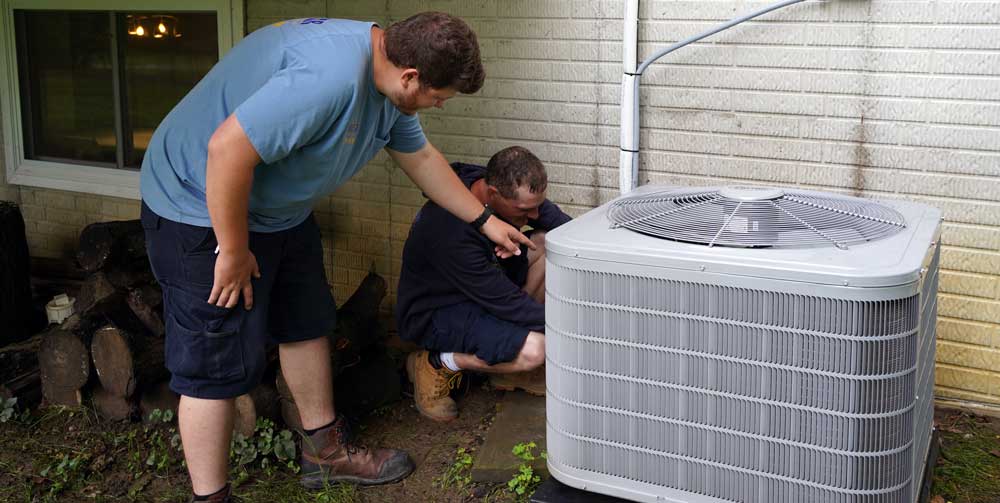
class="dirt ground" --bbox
[3,383,1000,502]
[0,375,512,503]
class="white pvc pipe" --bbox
[618,0,811,195]
[619,0,640,193]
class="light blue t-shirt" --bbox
[140,18,426,232]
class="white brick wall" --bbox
[1,0,997,406]
[266,0,999,406]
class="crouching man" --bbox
[396,146,572,421]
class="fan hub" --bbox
[718,186,785,202]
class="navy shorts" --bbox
[141,203,336,399]
[421,301,530,366]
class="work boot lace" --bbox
[333,417,367,458]
[433,370,463,399]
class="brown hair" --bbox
[485,146,548,199]
[384,12,485,94]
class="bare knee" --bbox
[527,231,547,266]
[517,332,545,370]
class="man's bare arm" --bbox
[205,114,262,309]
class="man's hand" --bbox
[482,215,536,259]
[208,248,262,310]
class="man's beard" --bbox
[391,89,419,115]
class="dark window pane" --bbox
[16,11,116,166]
[122,12,217,167]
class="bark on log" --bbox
[139,380,179,419]
[274,272,391,428]
[234,382,280,437]
[334,352,402,417]
[0,202,34,345]
[76,272,118,315]
[92,385,135,421]
[127,285,164,338]
[91,324,167,398]
[76,220,146,273]
[104,262,154,290]
[330,271,388,374]
[0,371,42,409]
[0,334,42,408]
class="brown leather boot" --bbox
[490,365,546,396]
[405,350,462,422]
[299,415,414,488]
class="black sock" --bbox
[193,484,229,501]
[303,416,339,436]
[427,351,443,370]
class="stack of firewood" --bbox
[35,220,167,419]
[2,217,399,433]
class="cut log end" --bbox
[90,326,137,397]
[92,386,135,421]
[38,328,91,392]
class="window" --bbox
[0,0,242,199]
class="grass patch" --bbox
[232,475,359,503]
[933,411,1000,503]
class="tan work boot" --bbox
[491,365,546,396]
[299,415,414,488]
[405,350,462,422]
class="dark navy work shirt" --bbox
[395,163,572,342]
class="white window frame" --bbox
[0,0,243,199]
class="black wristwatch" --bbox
[470,205,493,231]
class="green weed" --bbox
[434,446,474,489]
[507,441,546,501]
[230,417,298,484]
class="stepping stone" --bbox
[471,391,547,483]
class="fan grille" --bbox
[608,186,907,249]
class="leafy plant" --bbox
[230,417,298,480]
[116,409,182,479]
[0,396,17,423]
[144,409,181,475]
[39,452,89,498]
[434,447,474,489]
[506,442,546,501]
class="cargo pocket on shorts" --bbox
[164,286,246,382]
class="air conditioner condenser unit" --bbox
[544,185,941,503]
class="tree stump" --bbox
[234,382,280,437]
[0,202,34,345]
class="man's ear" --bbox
[400,68,419,89]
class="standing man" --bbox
[397,146,571,422]
[140,12,532,502]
